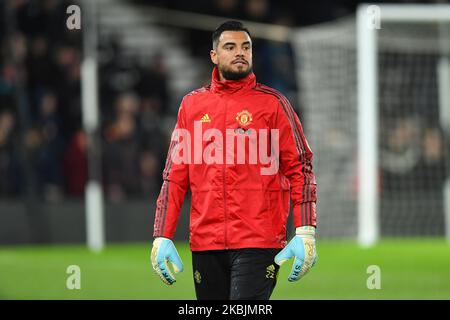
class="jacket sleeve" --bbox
[274,95,317,228]
[153,98,190,239]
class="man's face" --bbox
[210,31,253,80]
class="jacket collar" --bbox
[210,66,256,94]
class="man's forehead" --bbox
[218,31,252,44]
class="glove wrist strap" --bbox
[153,237,172,246]
[295,226,316,238]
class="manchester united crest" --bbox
[194,270,202,284]
[235,110,253,127]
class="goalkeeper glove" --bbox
[151,237,184,285]
[274,226,318,282]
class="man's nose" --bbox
[235,48,245,57]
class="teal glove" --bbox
[151,237,184,285]
[275,226,318,282]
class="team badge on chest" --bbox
[235,110,253,127]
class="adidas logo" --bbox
[200,113,211,123]
[266,264,276,279]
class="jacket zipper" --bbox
[223,100,228,249]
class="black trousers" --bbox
[192,248,281,300]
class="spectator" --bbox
[34,91,66,202]
[243,0,272,23]
[103,95,142,201]
[55,44,82,140]
[139,150,161,196]
[63,129,87,196]
[26,36,59,116]
[0,110,22,196]
[136,54,169,116]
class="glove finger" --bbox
[151,256,173,285]
[274,247,292,266]
[151,246,160,271]
[288,257,304,282]
[312,254,318,267]
[156,241,177,283]
[158,260,176,285]
[295,255,315,281]
[300,239,316,276]
[299,263,312,280]
[168,248,184,273]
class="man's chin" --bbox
[220,67,253,81]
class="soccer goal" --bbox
[291,4,450,246]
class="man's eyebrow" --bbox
[222,41,236,46]
[222,41,251,47]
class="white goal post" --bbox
[357,4,450,246]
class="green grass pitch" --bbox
[0,239,449,299]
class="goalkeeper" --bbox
[151,21,318,300]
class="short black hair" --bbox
[212,20,251,49]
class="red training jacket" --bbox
[153,67,317,251]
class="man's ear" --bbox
[210,49,218,65]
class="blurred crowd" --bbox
[1,0,83,200]
[138,0,358,26]
[0,0,170,201]
[379,53,448,194]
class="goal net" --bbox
[291,5,450,243]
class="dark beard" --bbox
[219,65,253,80]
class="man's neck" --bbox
[218,70,225,82]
